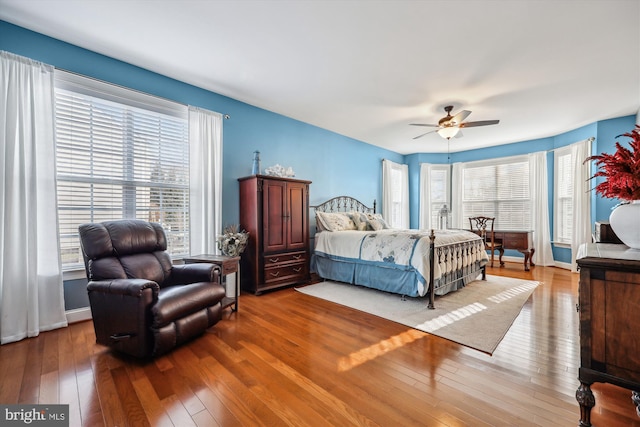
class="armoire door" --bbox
[262,179,287,253]
[286,181,308,251]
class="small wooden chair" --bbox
[469,216,504,268]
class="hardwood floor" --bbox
[1,264,639,426]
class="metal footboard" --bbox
[427,229,487,309]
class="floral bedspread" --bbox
[314,229,488,286]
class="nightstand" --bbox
[183,254,240,312]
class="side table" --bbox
[183,254,240,312]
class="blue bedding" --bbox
[311,229,488,297]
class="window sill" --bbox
[63,268,87,281]
[552,241,571,249]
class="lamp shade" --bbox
[437,126,460,139]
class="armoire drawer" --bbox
[264,261,308,285]
[264,251,307,267]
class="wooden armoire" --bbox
[238,175,311,294]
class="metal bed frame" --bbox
[311,196,486,309]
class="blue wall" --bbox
[0,20,404,310]
[3,20,633,244]
[1,20,637,307]
[404,118,636,264]
[0,20,402,231]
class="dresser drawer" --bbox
[264,261,308,285]
[264,251,307,266]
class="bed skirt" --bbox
[311,254,483,298]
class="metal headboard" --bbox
[311,196,376,214]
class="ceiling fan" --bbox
[411,106,500,140]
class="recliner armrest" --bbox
[87,278,159,297]
[169,263,221,285]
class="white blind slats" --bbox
[389,167,403,226]
[555,149,573,243]
[461,157,531,230]
[55,71,188,120]
[55,74,190,269]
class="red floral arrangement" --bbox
[586,125,640,201]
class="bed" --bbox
[310,196,489,309]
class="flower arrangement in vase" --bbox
[217,224,249,257]
[586,125,640,248]
[587,125,640,201]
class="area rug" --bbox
[295,275,540,354]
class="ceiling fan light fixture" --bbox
[437,126,460,140]
[410,106,498,140]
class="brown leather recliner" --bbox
[79,220,225,358]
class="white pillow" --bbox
[315,214,328,232]
[350,211,368,231]
[367,218,385,231]
[365,213,391,230]
[316,211,357,232]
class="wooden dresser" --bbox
[238,175,311,294]
[576,243,640,426]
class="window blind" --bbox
[555,148,573,243]
[461,157,531,230]
[383,159,409,228]
[54,72,190,269]
[389,166,403,226]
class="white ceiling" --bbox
[1,0,639,154]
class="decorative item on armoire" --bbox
[251,150,261,175]
[264,164,285,176]
[586,125,640,249]
[264,164,295,177]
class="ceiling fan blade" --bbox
[409,123,439,127]
[450,110,471,125]
[459,119,500,128]
[413,130,437,139]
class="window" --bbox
[419,164,450,230]
[55,71,190,270]
[389,166,403,224]
[459,156,531,230]
[382,159,409,228]
[554,146,573,244]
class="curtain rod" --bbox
[548,136,595,153]
[55,67,230,119]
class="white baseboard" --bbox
[554,261,573,271]
[500,255,524,264]
[496,255,574,271]
[65,307,92,324]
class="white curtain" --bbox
[571,138,593,272]
[528,151,555,266]
[188,107,223,255]
[450,162,463,229]
[0,51,68,344]
[418,163,431,230]
[382,159,409,228]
